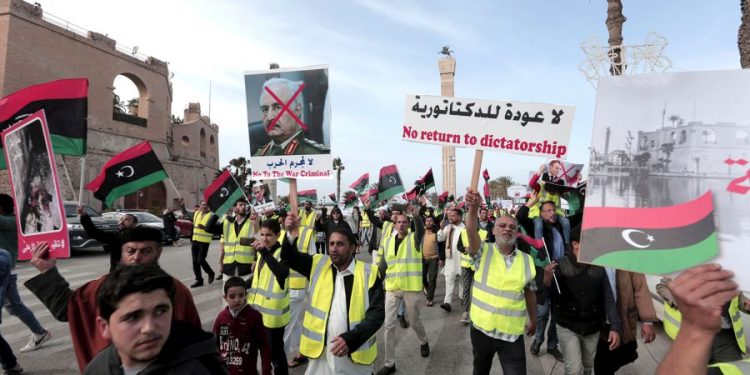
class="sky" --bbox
[36,0,745,199]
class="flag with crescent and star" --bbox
[85,141,168,208]
[204,169,244,217]
[377,165,405,202]
[0,78,88,169]
[579,191,719,275]
[342,191,358,208]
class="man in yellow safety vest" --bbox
[190,200,216,288]
[465,190,537,375]
[282,227,384,374]
[218,198,258,281]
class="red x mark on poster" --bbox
[264,82,308,132]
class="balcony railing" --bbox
[113,112,147,127]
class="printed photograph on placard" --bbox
[580,69,750,288]
[5,117,62,234]
[244,66,333,180]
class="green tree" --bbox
[126,97,139,115]
[489,176,515,199]
[225,157,254,195]
[113,93,125,113]
[333,157,345,202]
[171,114,184,124]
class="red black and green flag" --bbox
[378,165,405,202]
[85,141,168,208]
[361,183,378,202]
[0,78,88,169]
[298,189,317,204]
[349,173,369,194]
[405,186,419,201]
[204,169,244,217]
[415,168,435,193]
[328,192,337,203]
[343,191,359,208]
[438,191,449,208]
[482,169,491,206]
[580,191,718,275]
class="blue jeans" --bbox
[534,298,558,349]
[0,249,18,370]
[4,274,45,335]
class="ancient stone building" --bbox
[0,0,219,212]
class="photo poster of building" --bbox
[580,69,750,289]
[0,110,69,260]
[244,65,332,180]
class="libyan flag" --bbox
[378,165,405,202]
[580,191,718,275]
[349,173,369,193]
[342,191,358,208]
[416,168,435,192]
[85,141,168,208]
[298,189,317,204]
[0,78,88,169]
[204,169,243,217]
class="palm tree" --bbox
[113,93,125,113]
[227,157,252,193]
[332,157,345,202]
[606,0,626,76]
[489,176,515,199]
[660,143,675,172]
[741,0,750,67]
[126,98,139,116]
[668,115,681,127]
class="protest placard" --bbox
[507,185,528,199]
[1,110,69,259]
[579,69,750,289]
[403,95,575,158]
[244,65,332,180]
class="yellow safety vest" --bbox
[383,233,423,292]
[360,211,371,228]
[300,255,378,365]
[709,358,750,374]
[299,209,317,229]
[288,228,315,290]
[664,297,746,353]
[247,246,290,328]
[192,210,213,243]
[373,221,394,267]
[470,243,535,337]
[222,218,255,265]
[528,181,564,218]
[460,228,487,270]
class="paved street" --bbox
[2,241,670,374]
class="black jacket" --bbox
[516,205,568,260]
[279,235,385,353]
[81,214,124,272]
[84,320,226,375]
[550,255,622,336]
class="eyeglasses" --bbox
[495,223,518,231]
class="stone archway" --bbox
[124,181,166,214]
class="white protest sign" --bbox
[403,95,575,158]
[506,185,528,199]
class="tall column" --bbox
[438,56,457,197]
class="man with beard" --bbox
[282,228,384,375]
[78,206,137,272]
[464,190,537,375]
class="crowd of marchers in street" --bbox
[0,159,747,375]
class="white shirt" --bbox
[438,222,464,276]
[305,259,372,375]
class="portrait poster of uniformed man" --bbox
[244,65,332,180]
[0,111,69,259]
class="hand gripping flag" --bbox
[349,173,369,194]
[0,78,88,168]
[580,191,719,275]
[204,169,244,217]
[378,165,405,202]
[85,141,168,208]
[298,189,318,204]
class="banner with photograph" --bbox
[403,95,575,158]
[542,159,584,188]
[580,69,750,289]
[244,65,332,180]
[1,110,69,259]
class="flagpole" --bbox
[165,177,182,200]
[470,150,484,192]
[58,155,77,202]
[541,238,561,294]
[78,157,86,206]
[289,179,298,214]
[227,169,251,203]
